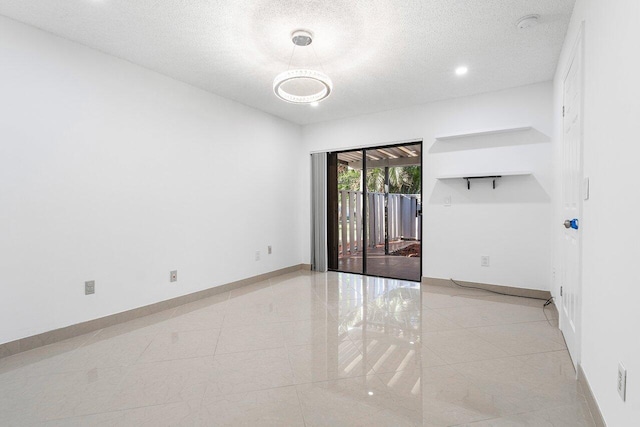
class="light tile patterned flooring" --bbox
[0,271,596,426]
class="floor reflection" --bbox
[307,271,590,426]
[313,272,423,425]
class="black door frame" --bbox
[327,140,423,282]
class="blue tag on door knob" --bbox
[570,219,579,230]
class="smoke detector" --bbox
[516,15,539,30]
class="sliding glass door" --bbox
[328,142,422,282]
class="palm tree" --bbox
[337,164,361,191]
[365,166,420,194]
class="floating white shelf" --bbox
[436,171,532,180]
[435,126,533,142]
[436,171,532,189]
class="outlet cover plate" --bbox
[481,256,490,267]
[618,362,627,401]
[255,251,261,261]
[170,270,178,283]
[85,280,95,295]
[268,245,272,255]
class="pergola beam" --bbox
[349,156,420,170]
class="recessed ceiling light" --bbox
[367,391,374,396]
[455,66,468,76]
[310,102,319,107]
[516,15,539,30]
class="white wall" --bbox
[0,17,303,345]
[302,82,554,291]
[553,0,640,424]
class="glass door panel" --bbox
[334,150,364,275]
[363,144,422,282]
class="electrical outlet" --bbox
[444,196,451,207]
[170,270,178,282]
[618,362,627,401]
[85,280,95,295]
[255,251,261,261]
[268,245,272,255]
[481,256,490,267]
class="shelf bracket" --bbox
[463,175,502,190]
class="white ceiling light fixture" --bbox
[273,30,333,105]
[455,66,468,76]
[516,15,540,30]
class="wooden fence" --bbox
[339,191,421,257]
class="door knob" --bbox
[564,219,579,230]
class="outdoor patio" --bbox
[336,188,422,282]
[338,240,421,282]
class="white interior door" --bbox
[560,30,583,368]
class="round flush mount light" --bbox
[516,15,539,30]
[273,30,333,105]
[455,66,468,76]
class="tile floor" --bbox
[0,271,596,426]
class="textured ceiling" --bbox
[0,0,575,125]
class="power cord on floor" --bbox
[541,296,557,327]
[449,278,548,301]
[449,278,557,327]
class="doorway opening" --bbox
[327,142,422,282]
